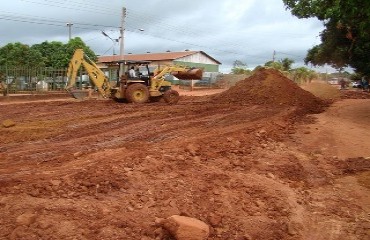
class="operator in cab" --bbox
[129,66,137,78]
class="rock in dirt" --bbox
[2,119,16,128]
[186,144,200,156]
[159,215,210,240]
[73,151,83,158]
[208,213,222,227]
[16,213,37,226]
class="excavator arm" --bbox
[66,49,112,98]
[151,66,203,91]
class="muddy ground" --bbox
[0,69,369,240]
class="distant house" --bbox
[97,50,221,82]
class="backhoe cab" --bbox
[66,49,203,104]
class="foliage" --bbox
[0,37,97,69]
[264,58,294,71]
[230,60,251,74]
[31,41,67,68]
[231,67,251,75]
[280,58,294,71]
[264,61,283,71]
[0,42,46,68]
[304,21,351,70]
[283,0,370,75]
[291,67,317,83]
[252,65,264,72]
[263,58,315,83]
[232,60,247,68]
[349,72,363,81]
[66,37,97,63]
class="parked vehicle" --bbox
[351,81,362,88]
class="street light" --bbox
[102,31,119,55]
[66,23,73,40]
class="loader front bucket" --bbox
[69,89,90,100]
[171,68,203,80]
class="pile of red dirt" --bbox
[340,90,370,99]
[212,68,327,114]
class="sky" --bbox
[1,0,329,73]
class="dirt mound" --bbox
[212,68,326,113]
[340,90,370,99]
[301,81,341,101]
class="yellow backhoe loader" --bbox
[65,49,203,104]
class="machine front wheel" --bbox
[163,89,180,104]
[126,83,150,103]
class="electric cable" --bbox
[3,1,310,62]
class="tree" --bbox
[0,37,97,69]
[34,37,97,68]
[230,60,251,74]
[66,37,97,62]
[0,42,45,68]
[264,61,283,71]
[283,0,370,75]
[291,67,317,83]
[31,41,67,68]
[304,21,350,70]
[280,58,294,71]
[264,58,294,71]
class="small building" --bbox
[97,51,221,83]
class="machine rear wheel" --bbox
[163,89,180,104]
[126,83,149,103]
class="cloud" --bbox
[0,0,327,73]
[222,0,256,22]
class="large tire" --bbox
[163,89,180,104]
[126,83,149,103]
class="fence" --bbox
[0,66,231,95]
[0,66,67,94]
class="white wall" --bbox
[177,52,218,65]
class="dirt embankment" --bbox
[0,68,369,240]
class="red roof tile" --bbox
[98,51,221,64]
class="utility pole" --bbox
[66,23,73,41]
[119,7,126,77]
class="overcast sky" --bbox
[1,0,327,73]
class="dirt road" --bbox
[291,98,370,239]
[294,99,370,159]
[0,69,369,239]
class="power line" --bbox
[0,12,119,29]
[20,0,121,15]
[275,51,304,59]
[17,0,316,39]
[15,1,311,44]
[20,0,205,37]
[0,13,119,31]
[2,2,305,62]
[123,28,268,60]
[0,12,270,60]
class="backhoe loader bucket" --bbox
[171,68,203,80]
[69,89,90,100]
